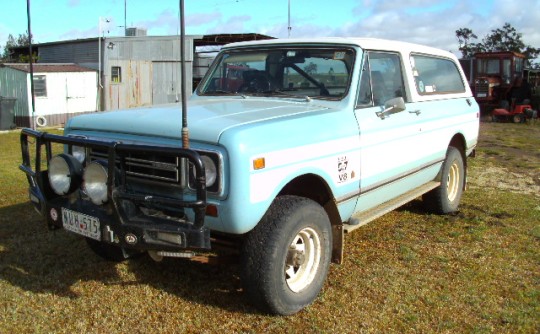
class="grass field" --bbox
[1,122,539,333]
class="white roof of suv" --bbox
[223,37,456,60]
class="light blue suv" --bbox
[20,37,479,315]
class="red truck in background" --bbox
[460,51,538,122]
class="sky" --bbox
[1,0,539,58]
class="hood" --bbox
[67,98,329,144]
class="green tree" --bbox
[456,27,479,58]
[455,23,540,66]
[1,34,17,60]
[1,32,34,62]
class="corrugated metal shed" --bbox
[8,34,274,112]
[37,38,99,67]
[0,63,97,127]
[0,64,29,125]
[2,63,95,73]
[106,36,195,61]
[102,36,195,110]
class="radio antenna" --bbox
[179,0,189,148]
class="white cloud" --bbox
[57,18,117,41]
[264,0,540,58]
[0,26,8,55]
[3,0,538,61]
[133,9,179,35]
[207,15,252,34]
[187,12,222,27]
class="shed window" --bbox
[34,75,47,97]
[111,66,122,83]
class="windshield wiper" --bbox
[203,90,239,96]
[255,90,312,102]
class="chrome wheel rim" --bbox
[285,227,321,293]
[447,161,460,202]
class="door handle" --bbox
[409,109,421,115]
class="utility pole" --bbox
[97,17,109,111]
[288,0,292,38]
[26,0,35,129]
[124,0,127,36]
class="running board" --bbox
[344,181,441,233]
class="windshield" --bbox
[477,58,500,75]
[198,47,355,100]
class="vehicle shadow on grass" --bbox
[0,202,123,298]
[126,254,258,314]
[395,198,428,215]
[0,202,258,313]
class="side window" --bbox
[411,54,465,94]
[34,75,47,97]
[357,51,405,108]
[356,58,372,107]
[111,66,122,83]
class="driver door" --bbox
[353,51,427,213]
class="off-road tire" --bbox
[241,195,332,315]
[423,146,465,214]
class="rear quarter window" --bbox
[410,54,465,95]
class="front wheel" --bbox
[241,195,332,315]
[513,114,525,123]
[423,146,465,214]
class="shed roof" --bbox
[0,63,95,73]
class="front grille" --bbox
[89,148,181,184]
[476,84,489,93]
[475,83,488,94]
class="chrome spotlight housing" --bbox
[48,154,83,195]
[83,160,109,205]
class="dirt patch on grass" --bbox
[469,164,540,196]
[472,122,540,197]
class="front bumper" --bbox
[20,128,211,251]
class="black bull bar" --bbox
[19,128,210,250]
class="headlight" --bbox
[201,155,217,187]
[72,145,86,164]
[84,161,109,205]
[48,154,83,195]
[191,154,219,190]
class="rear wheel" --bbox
[85,238,140,262]
[423,146,465,214]
[241,195,332,315]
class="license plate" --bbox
[62,208,101,241]
[477,93,487,98]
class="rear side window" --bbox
[410,54,465,94]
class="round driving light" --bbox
[201,155,217,187]
[48,154,83,195]
[84,161,109,205]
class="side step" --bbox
[344,181,441,233]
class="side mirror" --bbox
[376,97,406,119]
